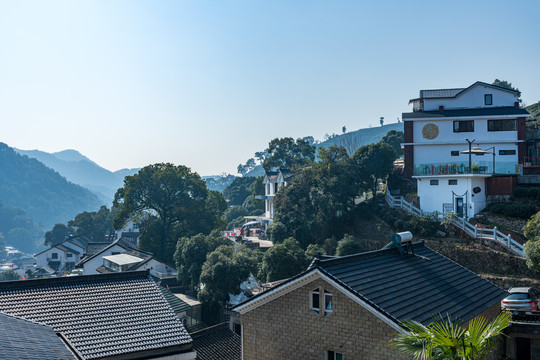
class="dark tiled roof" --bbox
[0,312,77,360]
[316,242,507,325]
[419,88,464,99]
[85,242,113,257]
[160,288,191,314]
[0,271,192,359]
[403,107,531,119]
[76,237,141,267]
[191,323,241,360]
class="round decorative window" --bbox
[422,123,439,140]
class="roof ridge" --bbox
[0,270,151,288]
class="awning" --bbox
[242,221,261,227]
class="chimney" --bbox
[514,102,519,109]
[439,105,444,112]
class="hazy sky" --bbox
[1,1,539,176]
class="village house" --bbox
[233,241,507,359]
[76,238,177,279]
[35,235,90,272]
[403,81,531,219]
[0,270,196,359]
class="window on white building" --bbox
[485,94,493,105]
[51,253,58,259]
[499,150,516,155]
[66,253,73,258]
[448,180,458,185]
[451,151,460,156]
[488,119,516,132]
[430,180,439,186]
[453,120,474,133]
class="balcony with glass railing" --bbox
[414,161,519,176]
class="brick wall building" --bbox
[234,242,508,359]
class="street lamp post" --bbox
[483,147,496,174]
[465,138,475,173]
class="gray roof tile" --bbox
[316,242,507,325]
[0,312,77,360]
[191,323,240,360]
[0,271,192,359]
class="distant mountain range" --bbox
[15,148,139,204]
[0,143,103,229]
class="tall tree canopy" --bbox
[113,163,227,264]
[198,244,259,304]
[68,206,117,241]
[273,146,361,248]
[381,130,404,157]
[174,231,231,293]
[352,142,397,198]
[257,237,307,282]
[262,137,316,171]
[44,223,72,247]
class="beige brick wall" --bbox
[241,278,407,360]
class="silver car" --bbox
[501,287,537,313]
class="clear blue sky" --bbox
[1,0,539,176]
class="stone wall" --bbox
[240,277,407,360]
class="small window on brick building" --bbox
[327,350,344,360]
[311,289,320,314]
[324,290,333,316]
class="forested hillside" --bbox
[0,143,103,229]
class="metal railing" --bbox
[385,192,524,257]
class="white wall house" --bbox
[114,218,140,246]
[403,81,531,219]
[35,238,85,272]
[77,238,177,278]
[256,169,294,219]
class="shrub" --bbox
[513,186,540,200]
[267,222,289,243]
[335,235,364,256]
[486,202,538,219]
[525,240,540,272]
[408,214,440,236]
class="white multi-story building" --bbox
[256,169,294,220]
[403,81,531,219]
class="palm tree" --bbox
[391,311,511,360]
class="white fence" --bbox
[385,192,525,257]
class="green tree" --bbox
[335,234,364,256]
[223,177,257,206]
[492,79,519,92]
[44,223,72,246]
[525,240,540,272]
[68,206,117,241]
[305,244,326,262]
[175,231,232,293]
[263,137,316,171]
[352,142,396,199]
[392,312,511,360]
[113,163,226,264]
[198,244,259,304]
[381,130,404,157]
[524,211,540,241]
[273,146,361,248]
[523,212,540,272]
[0,269,21,281]
[224,206,249,224]
[258,237,307,282]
